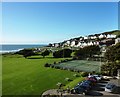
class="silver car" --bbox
[105,83,116,92]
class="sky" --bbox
[1,2,118,44]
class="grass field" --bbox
[2,54,81,95]
[54,60,101,73]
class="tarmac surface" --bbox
[42,78,120,97]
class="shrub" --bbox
[51,65,55,68]
[81,72,89,77]
[65,78,71,81]
[44,63,51,67]
[54,62,56,64]
[41,49,50,58]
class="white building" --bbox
[76,42,81,47]
[99,34,105,39]
[84,36,88,40]
[115,38,120,44]
[70,40,76,47]
[66,40,70,45]
[91,36,97,39]
[54,43,59,47]
[107,34,116,39]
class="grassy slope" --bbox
[2,54,80,95]
[64,77,85,89]
[112,31,120,36]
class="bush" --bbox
[44,63,51,67]
[65,78,71,81]
[51,65,55,68]
[15,49,35,58]
[54,61,56,64]
[81,72,89,77]
[41,49,50,58]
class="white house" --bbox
[76,42,81,47]
[87,41,93,46]
[70,40,76,47]
[82,42,88,47]
[91,36,97,39]
[115,38,120,44]
[54,43,59,47]
[107,34,116,39]
[66,40,70,45]
[84,36,88,40]
[99,34,104,38]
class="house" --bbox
[70,40,76,47]
[84,36,88,40]
[99,34,104,38]
[54,43,60,47]
[115,38,120,44]
[107,34,116,39]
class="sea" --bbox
[0,44,47,54]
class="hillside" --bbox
[102,30,120,37]
[49,30,120,48]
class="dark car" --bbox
[73,85,87,95]
[83,80,93,86]
[79,81,91,90]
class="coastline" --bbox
[0,44,47,54]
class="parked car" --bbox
[73,85,87,95]
[79,81,92,90]
[93,75,102,81]
[83,80,93,86]
[105,83,116,92]
[86,77,97,83]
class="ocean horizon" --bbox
[0,44,47,53]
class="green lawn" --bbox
[2,54,80,95]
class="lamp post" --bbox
[62,46,64,58]
[99,46,102,73]
[99,55,102,73]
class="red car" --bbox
[86,77,97,85]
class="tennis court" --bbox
[54,60,102,73]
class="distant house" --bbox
[115,38,120,44]
[54,43,60,47]
[70,40,76,47]
[99,34,104,39]
[107,34,116,39]
[66,40,70,45]
[84,36,88,40]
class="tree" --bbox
[74,48,86,59]
[84,45,100,57]
[105,42,120,62]
[53,49,72,58]
[102,42,120,76]
[74,45,100,59]
[15,49,35,58]
[41,49,50,58]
